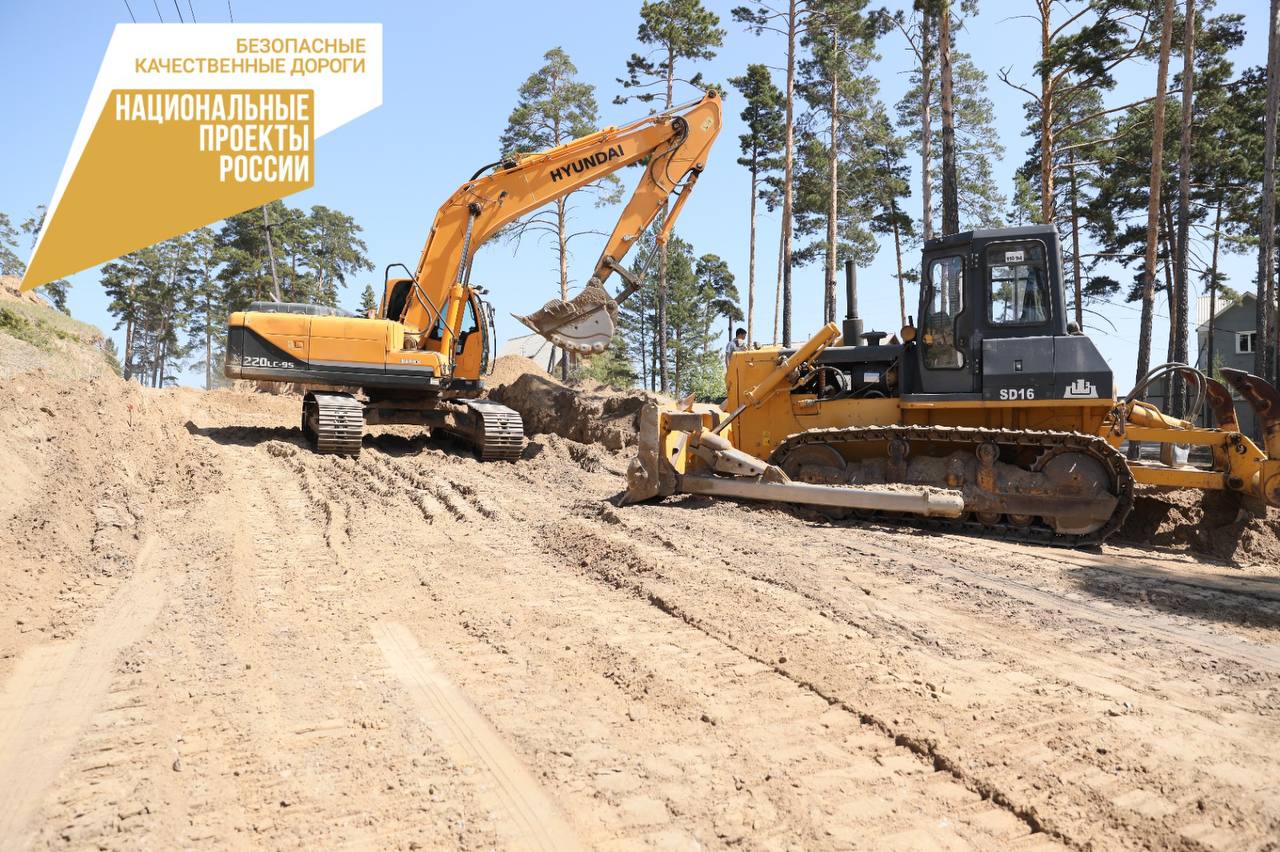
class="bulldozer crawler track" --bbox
[769,424,1136,548]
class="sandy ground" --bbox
[0,363,1278,852]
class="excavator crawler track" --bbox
[303,392,365,456]
[461,399,524,461]
[769,424,1135,548]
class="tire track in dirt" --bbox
[0,536,167,845]
[373,621,584,852]
[326,445,1066,849]
[580,497,1280,849]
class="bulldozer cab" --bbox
[909,225,1107,402]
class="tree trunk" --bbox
[748,170,758,344]
[653,51,677,393]
[774,224,784,344]
[1069,162,1084,329]
[1261,0,1280,383]
[939,0,959,236]
[920,7,934,241]
[1171,0,1196,417]
[892,215,906,328]
[556,196,570,381]
[1207,196,1223,425]
[261,205,282,302]
[1038,0,1055,224]
[781,0,797,345]
[123,312,134,381]
[825,24,840,325]
[1162,197,1178,367]
[1134,0,1174,445]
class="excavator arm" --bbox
[401,90,722,356]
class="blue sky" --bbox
[0,0,1269,389]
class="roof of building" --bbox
[499,332,554,362]
[1195,291,1255,329]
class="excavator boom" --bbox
[407,91,722,355]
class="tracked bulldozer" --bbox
[625,225,1280,547]
[225,92,722,459]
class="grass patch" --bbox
[0,303,83,350]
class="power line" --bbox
[226,0,234,22]
[151,0,163,22]
[172,0,184,22]
[121,0,136,22]
[187,0,196,21]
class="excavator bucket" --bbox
[513,284,618,355]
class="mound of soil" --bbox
[489,370,661,451]
[0,274,48,308]
[487,354,548,388]
[1116,486,1280,566]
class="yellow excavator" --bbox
[624,226,1280,547]
[225,91,722,458]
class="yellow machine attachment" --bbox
[625,225,1280,547]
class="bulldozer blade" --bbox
[514,283,618,354]
[622,402,678,504]
[1220,368,1280,458]
[677,474,967,518]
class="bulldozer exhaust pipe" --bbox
[843,259,864,346]
[678,474,965,518]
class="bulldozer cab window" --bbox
[923,255,965,369]
[987,243,1048,326]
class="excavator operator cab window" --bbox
[456,297,478,355]
[987,243,1049,326]
[923,255,966,369]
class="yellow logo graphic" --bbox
[24,89,313,288]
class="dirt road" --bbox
[2,377,1278,850]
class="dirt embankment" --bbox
[486,354,662,450]
[1118,486,1280,565]
[0,276,117,382]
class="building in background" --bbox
[1195,292,1260,440]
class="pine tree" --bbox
[619,0,724,390]
[998,0,1154,227]
[502,47,619,379]
[0,213,24,277]
[896,50,1005,236]
[791,5,890,326]
[184,227,225,390]
[866,108,915,326]
[1135,0,1176,405]
[358,284,378,316]
[19,206,70,312]
[305,205,372,307]
[796,0,882,324]
[1170,0,1196,416]
[1259,0,1280,383]
[697,253,741,343]
[734,0,807,345]
[729,64,785,345]
[890,1,938,241]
